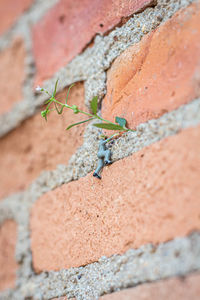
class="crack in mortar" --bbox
[0,233,200,299]
[0,97,200,298]
[0,0,197,137]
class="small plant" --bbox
[36,80,135,137]
[36,80,136,179]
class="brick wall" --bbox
[0,0,200,299]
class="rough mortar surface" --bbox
[0,98,199,298]
[102,1,200,128]
[32,0,156,84]
[31,125,200,271]
[0,0,200,298]
[0,233,200,299]
[0,83,87,200]
[0,0,197,136]
[0,98,199,291]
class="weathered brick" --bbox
[32,0,155,84]
[102,2,200,129]
[31,125,200,272]
[0,38,26,115]
[0,220,18,291]
[0,83,86,200]
[101,273,200,300]
[0,0,33,35]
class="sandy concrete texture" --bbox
[0,233,200,299]
[0,0,196,136]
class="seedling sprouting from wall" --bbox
[36,80,135,178]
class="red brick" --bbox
[101,273,200,300]
[0,38,26,114]
[32,0,155,85]
[0,0,33,35]
[0,220,18,291]
[0,83,87,200]
[31,125,200,272]
[102,2,200,129]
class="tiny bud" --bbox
[35,86,43,92]
[41,110,46,118]
[72,105,79,114]
[41,108,50,121]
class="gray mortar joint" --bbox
[0,96,200,260]
[0,0,59,137]
[0,0,199,298]
[0,0,196,137]
[0,233,200,299]
[0,97,200,299]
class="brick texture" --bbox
[0,0,33,35]
[0,38,26,115]
[31,125,200,272]
[0,220,18,291]
[102,2,200,129]
[32,0,155,85]
[0,83,87,200]
[101,273,200,300]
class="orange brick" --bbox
[0,0,33,35]
[0,220,18,291]
[0,38,26,114]
[31,125,200,272]
[101,273,200,300]
[102,2,200,129]
[32,0,155,84]
[0,83,87,200]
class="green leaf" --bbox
[41,107,50,121]
[41,110,47,120]
[53,79,59,97]
[90,96,98,114]
[66,118,94,130]
[65,84,75,104]
[115,116,127,127]
[93,123,124,130]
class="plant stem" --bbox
[106,133,120,142]
[51,97,130,129]
[46,94,135,133]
